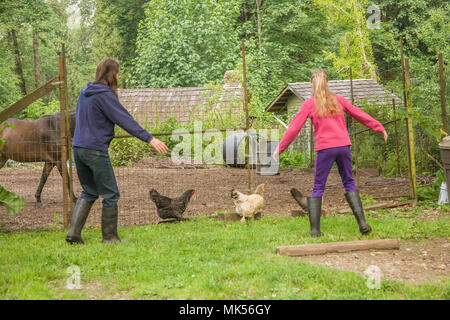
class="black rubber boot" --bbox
[345,190,372,234]
[66,198,94,244]
[307,196,323,237]
[101,207,128,243]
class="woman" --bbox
[273,69,388,237]
[66,58,168,244]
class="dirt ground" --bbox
[0,156,411,231]
[300,238,450,285]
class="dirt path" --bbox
[300,237,450,284]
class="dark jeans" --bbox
[73,147,120,208]
[312,146,357,197]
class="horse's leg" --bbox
[35,162,54,205]
[56,161,77,203]
[0,157,7,169]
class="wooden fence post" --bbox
[400,37,416,204]
[404,58,417,203]
[350,67,359,186]
[392,99,401,176]
[439,53,448,134]
[59,44,70,227]
[61,44,74,215]
[241,39,252,193]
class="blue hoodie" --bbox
[73,82,153,152]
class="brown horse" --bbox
[0,110,77,205]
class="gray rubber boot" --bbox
[307,196,324,237]
[101,207,128,243]
[345,190,372,234]
[66,198,94,244]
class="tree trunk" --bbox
[10,29,27,96]
[33,30,41,88]
[354,4,377,80]
[256,0,262,49]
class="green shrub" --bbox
[109,116,185,167]
[280,150,309,168]
[360,193,377,206]
[109,135,153,167]
[20,99,61,120]
[417,170,446,201]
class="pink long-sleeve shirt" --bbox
[277,95,385,153]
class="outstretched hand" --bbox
[273,151,279,162]
[382,130,388,143]
[150,138,169,154]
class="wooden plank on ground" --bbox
[337,201,414,214]
[276,239,400,257]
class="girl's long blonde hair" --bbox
[311,69,340,118]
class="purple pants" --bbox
[311,146,357,197]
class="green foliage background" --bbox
[0,0,448,198]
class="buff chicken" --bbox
[231,184,266,223]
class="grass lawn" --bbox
[0,206,449,300]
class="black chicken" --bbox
[290,188,308,212]
[290,188,329,216]
[149,188,196,221]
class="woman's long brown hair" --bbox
[95,58,120,96]
[311,69,340,118]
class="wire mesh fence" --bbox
[0,94,415,231]
[0,110,75,229]
[0,110,411,231]
[0,118,414,232]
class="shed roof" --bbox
[265,79,403,112]
[118,86,243,126]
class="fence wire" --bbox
[0,116,414,232]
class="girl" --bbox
[66,58,168,244]
[273,69,388,237]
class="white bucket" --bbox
[438,182,448,205]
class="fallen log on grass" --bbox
[337,200,414,215]
[276,239,400,256]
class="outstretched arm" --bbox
[100,92,169,153]
[337,95,388,142]
[100,91,153,143]
[338,95,385,132]
[274,103,311,159]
